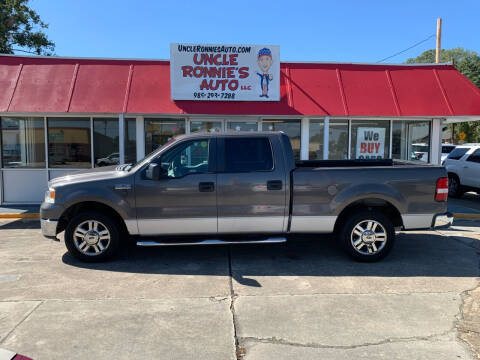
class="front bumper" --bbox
[41,219,58,238]
[432,212,453,230]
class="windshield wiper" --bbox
[115,164,132,171]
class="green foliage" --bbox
[407,48,480,143]
[406,47,480,87]
[0,0,54,55]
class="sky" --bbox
[28,0,479,63]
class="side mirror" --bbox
[146,163,168,180]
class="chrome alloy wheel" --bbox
[73,220,111,256]
[350,219,387,255]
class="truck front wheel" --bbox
[339,211,395,262]
[64,212,120,262]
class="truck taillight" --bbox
[435,177,449,202]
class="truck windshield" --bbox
[447,147,469,160]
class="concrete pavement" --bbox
[0,218,479,359]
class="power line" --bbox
[376,34,436,63]
[12,48,40,55]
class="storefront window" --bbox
[309,120,324,160]
[329,120,349,160]
[262,119,301,159]
[93,118,119,167]
[227,121,258,132]
[125,118,136,164]
[392,121,431,162]
[350,120,390,159]
[190,120,222,133]
[1,117,45,168]
[145,118,185,154]
[48,118,91,168]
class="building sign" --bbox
[356,127,385,159]
[170,43,280,101]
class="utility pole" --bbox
[435,18,442,63]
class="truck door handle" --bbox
[463,166,469,169]
[267,180,283,190]
[199,182,215,192]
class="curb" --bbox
[0,213,39,219]
[453,213,480,220]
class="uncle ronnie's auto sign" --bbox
[170,43,280,101]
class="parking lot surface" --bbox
[0,219,479,359]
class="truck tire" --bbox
[448,174,464,198]
[64,211,120,262]
[339,210,395,262]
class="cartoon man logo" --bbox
[257,48,273,98]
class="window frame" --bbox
[0,116,46,169]
[47,117,92,169]
[217,136,275,174]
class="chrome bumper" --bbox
[432,212,453,230]
[41,219,58,238]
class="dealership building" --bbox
[1,52,480,204]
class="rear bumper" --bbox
[41,219,58,238]
[431,212,453,230]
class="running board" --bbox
[136,237,287,247]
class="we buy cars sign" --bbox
[170,43,280,101]
[356,127,385,159]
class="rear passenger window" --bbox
[224,138,273,172]
[467,149,480,163]
[447,147,469,160]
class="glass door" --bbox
[190,120,223,133]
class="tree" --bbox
[0,0,54,55]
[406,48,480,143]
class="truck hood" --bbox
[48,165,126,187]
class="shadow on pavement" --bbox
[62,232,480,286]
[0,219,40,230]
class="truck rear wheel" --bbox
[64,212,120,262]
[339,210,395,262]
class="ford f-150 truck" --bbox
[41,132,453,262]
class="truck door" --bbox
[217,135,287,233]
[134,137,217,235]
[463,149,480,188]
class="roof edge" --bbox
[0,52,454,67]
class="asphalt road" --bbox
[0,219,479,360]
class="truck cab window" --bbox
[159,139,209,178]
[224,137,273,172]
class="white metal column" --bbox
[90,117,94,168]
[431,119,442,164]
[323,116,330,160]
[119,114,125,164]
[389,120,393,158]
[136,116,145,161]
[300,118,309,160]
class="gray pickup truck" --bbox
[41,132,452,262]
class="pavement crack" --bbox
[239,331,453,350]
[228,247,244,360]
[454,248,480,360]
[0,300,43,345]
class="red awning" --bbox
[1,54,480,117]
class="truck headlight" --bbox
[45,188,56,204]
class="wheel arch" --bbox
[333,198,403,235]
[57,201,129,236]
